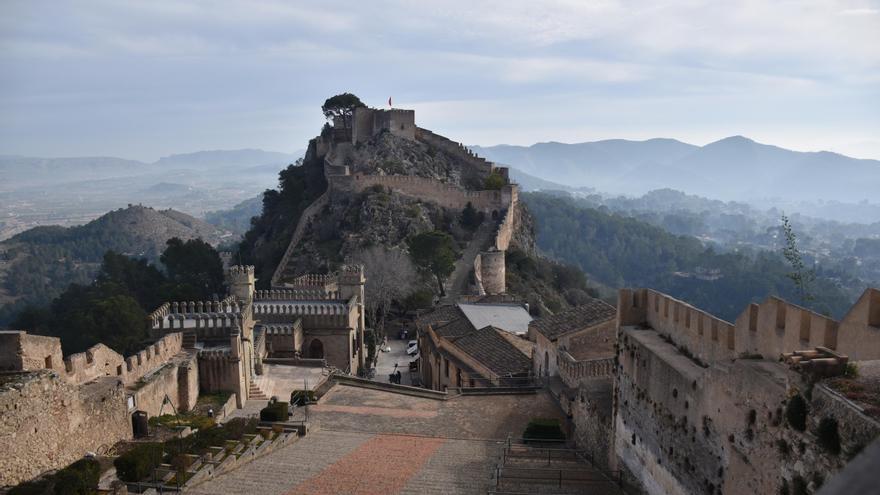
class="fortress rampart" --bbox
[613,287,880,494]
[619,287,880,364]
[330,173,515,212]
[0,330,184,387]
[415,127,504,178]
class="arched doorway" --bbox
[309,339,324,359]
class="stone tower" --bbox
[227,265,255,302]
[338,265,367,372]
[479,249,506,295]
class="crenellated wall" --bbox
[836,288,880,361]
[330,173,514,212]
[620,288,736,364]
[0,330,185,387]
[614,287,880,495]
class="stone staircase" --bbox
[441,219,497,304]
[492,444,624,495]
[248,376,270,401]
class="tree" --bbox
[460,202,483,230]
[321,93,366,129]
[408,231,457,296]
[160,238,225,299]
[484,172,506,190]
[781,215,815,305]
[352,246,417,335]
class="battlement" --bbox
[228,265,255,277]
[255,289,337,301]
[620,287,880,365]
[619,288,736,364]
[338,264,365,285]
[288,273,336,289]
[0,330,185,386]
[254,301,350,316]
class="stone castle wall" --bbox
[330,173,513,212]
[0,331,183,388]
[131,353,199,417]
[614,288,880,495]
[0,371,130,486]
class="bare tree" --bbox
[352,246,417,336]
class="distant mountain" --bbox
[471,136,880,203]
[153,149,299,170]
[0,149,304,239]
[0,205,228,323]
[204,196,263,236]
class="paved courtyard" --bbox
[374,337,417,386]
[187,384,565,494]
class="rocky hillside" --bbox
[0,205,227,323]
[237,113,594,317]
[341,132,490,190]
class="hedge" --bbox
[10,458,101,495]
[260,401,290,422]
[523,418,565,442]
[114,443,164,482]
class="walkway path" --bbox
[441,220,497,304]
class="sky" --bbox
[1,0,879,162]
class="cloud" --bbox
[0,0,877,160]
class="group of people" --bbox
[388,362,404,384]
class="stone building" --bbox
[525,299,618,468]
[610,287,880,495]
[528,299,617,379]
[148,264,367,406]
[416,303,533,390]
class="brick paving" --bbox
[284,434,445,495]
[185,384,565,494]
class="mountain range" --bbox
[471,136,880,204]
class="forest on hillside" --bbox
[522,192,856,321]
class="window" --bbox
[444,359,450,378]
[44,356,53,369]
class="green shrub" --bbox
[817,417,841,455]
[9,458,100,495]
[222,417,259,441]
[260,401,289,422]
[114,443,164,482]
[523,418,565,442]
[9,479,52,495]
[54,458,101,495]
[785,394,808,431]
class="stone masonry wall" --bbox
[132,353,199,417]
[615,291,880,495]
[0,371,130,486]
[330,173,512,212]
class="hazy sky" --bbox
[1,0,879,161]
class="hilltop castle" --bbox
[272,105,520,299]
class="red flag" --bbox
[388,97,393,107]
